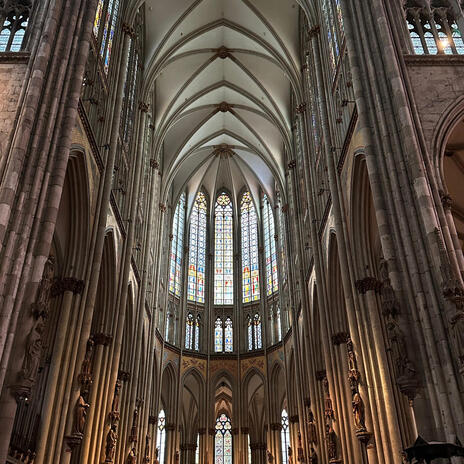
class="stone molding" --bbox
[52,277,85,297]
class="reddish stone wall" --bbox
[0,57,28,160]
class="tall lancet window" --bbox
[263,195,278,295]
[0,1,31,52]
[215,414,233,464]
[224,317,233,352]
[321,0,342,73]
[241,191,260,303]
[247,314,262,350]
[157,409,166,464]
[214,192,233,305]
[185,313,194,350]
[185,313,200,351]
[281,409,290,464]
[215,317,223,353]
[188,192,207,303]
[93,0,120,73]
[169,193,186,297]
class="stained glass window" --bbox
[0,3,29,52]
[248,314,262,350]
[322,0,340,74]
[215,414,233,464]
[169,193,186,297]
[214,192,233,305]
[225,317,233,352]
[195,315,200,351]
[253,314,262,349]
[247,316,253,351]
[241,192,260,303]
[263,195,278,296]
[185,313,194,350]
[276,305,282,342]
[93,0,104,36]
[99,0,120,73]
[157,409,166,464]
[281,409,290,464]
[215,318,223,353]
[188,192,207,303]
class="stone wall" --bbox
[405,55,464,153]
[0,55,28,162]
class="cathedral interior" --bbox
[1,0,464,463]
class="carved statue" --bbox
[73,395,90,435]
[130,408,139,442]
[143,434,151,463]
[19,316,45,384]
[352,392,366,432]
[288,446,293,464]
[105,424,118,462]
[308,414,318,445]
[309,448,318,464]
[175,450,179,463]
[32,256,55,318]
[112,380,121,413]
[81,337,95,376]
[154,447,160,464]
[326,425,337,461]
[267,450,273,463]
[386,318,407,375]
[127,448,137,464]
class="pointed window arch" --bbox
[224,317,233,352]
[0,1,30,52]
[169,193,186,297]
[281,409,290,464]
[247,314,262,351]
[157,409,166,464]
[93,0,120,73]
[263,195,278,296]
[241,191,260,303]
[214,192,234,305]
[194,315,201,351]
[185,313,194,350]
[215,317,223,353]
[321,0,344,74]
[215,414,233,464]
[188,191,207,303]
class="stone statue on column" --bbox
[73,395,90,435]
[127,447,137,464]
[105,424,118,462]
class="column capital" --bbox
[118,370,131,382]
[331,332,349,346]
[52,277,85,296]
[270,422,282,431]
[315,369,326,381]
[289,415,299,424]
[354,277,382,295]
[307,25,320,38]
[122,22,135,37]
[139,101,150,113]
[92,333,113,346]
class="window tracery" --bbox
[157,409,166,464]
[247,313,262,350]
[281,409,290,464]
[214,192,234,305]
[321,0,344,75]
[215,414,233,464]
[188,192,207,303]
[0,0,31,52]
[215,316,233,353]
[169,193,186,297]
[185,313,200,352]
[404,2,464,54]
[263,195,279,296]
[241,191,260,303]
[93,0,120,73]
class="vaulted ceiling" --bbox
[141,0,304,214]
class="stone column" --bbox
[250,442,267,464]
[34,278,85,464]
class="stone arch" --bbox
[210,370,236,425]
[241,368,266,442]
[181,368,205,445]
[269,361,286,423]
[161,362,178,422]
